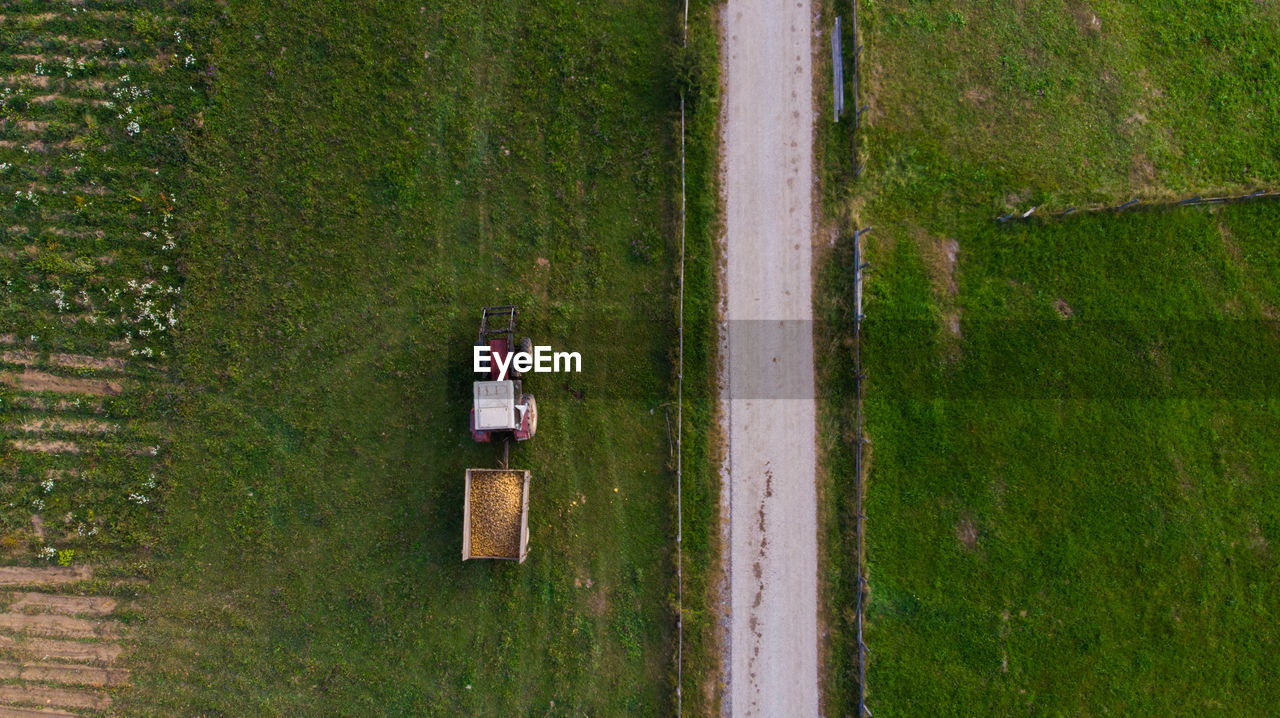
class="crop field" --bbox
[102,0,720,716]
[818,1,1280,715]
[0,0,204,714]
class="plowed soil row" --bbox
[0,568,131,715]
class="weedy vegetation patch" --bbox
[0,0,208,713]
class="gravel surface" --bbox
[721,0,818,714]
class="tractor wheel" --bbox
[522,394,537,439]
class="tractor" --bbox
[470,306,537,465]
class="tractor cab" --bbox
[471,379,536,441]
[470,306,538,443]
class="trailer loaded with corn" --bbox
[463,307,535,563]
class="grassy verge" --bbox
[676,1,724,712]
[120,0,716,714]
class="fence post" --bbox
[832,17,844,121]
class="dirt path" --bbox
[720,0,818,714]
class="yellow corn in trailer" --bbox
[462,469,530,563]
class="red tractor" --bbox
[470,306,538,451]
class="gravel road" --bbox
[721,0,818,714]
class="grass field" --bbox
[115,1,718,715]
[859,202,1280,714]
[818,1,1280,715]
[822,0,1280,224]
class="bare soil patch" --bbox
[48,354,125,371]
[0,705,79,718]
[8,441,80,455]
[7,594,116,617]
[0,567,91,588]
[0,613,121,640]
[0,371,122,396]
[16,419,115,436]
[0,684,109,711]
[0,661,128,687]
[955,517,979,550]
[0,352,37,367]
[0,635,120,664]
[962,86,993,106]
[0,13,60,23]
[1070,2,1103,34]
[922,236,960,297]
[30,94,110,107]
[587,585,608,617]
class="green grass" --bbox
[674,2,724,712]
[817,1,1280,714]
[858,202,1280,715]
[827,0,1280,225]
[120,0,719,714]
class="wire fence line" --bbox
[834,2,872,713]
[996,189,1280,223]
[852,225,871,718]
[831,1,867,177]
